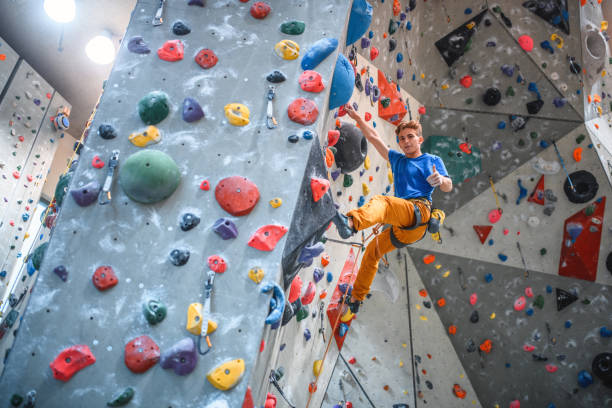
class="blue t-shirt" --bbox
[388,150,449,202]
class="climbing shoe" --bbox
[332,212,355,239]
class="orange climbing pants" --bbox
[347,195,431,301]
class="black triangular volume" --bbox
[556,288,578,311]
[434,9,489,67]
[522,0,569,35]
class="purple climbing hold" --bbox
[127,36,151,54]
[160,337,198,375]
[400,12,406,21]
[182,98,204,122]
[213,218,238,240]
[397,69,404,80]
[53,265,68,282]
[372,86,380,102]
[331,169,341,181]
[553,97,567,108]
[364,78,371,96]
[298,242,325,265]
[70,181,101,207]
[501,64,515,77]
[361,37,371,49]
[313,267,324,283]
[304,328,311,341]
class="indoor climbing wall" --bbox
[0,37,19,91]
[0,1,354,407]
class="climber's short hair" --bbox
[395,119,422,139]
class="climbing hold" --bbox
[288,98,319,125]
[266,70,287,83]
[501,64,515,77]
[208,255,227,273]
[250,2,271,19]
[107,387,135,407]
[526,100,544,115]
[269,198,282,208]
[299,70,325,93]
[483,88,501,106]
[518,35,534,51]
[369,46,379,60]
[274,40,300,60]
[296,305,309,322]
[143,299,167,325]
[572,147,583,162]
[265,393,277,408]
[129,125,161,147]
[172,20,190,35]
[564,171,598,203]
[346,0,373,46]
[516,179,528,205]
[329,54,355,109]
[592,353,612,386]
[298,242,325,265]
[212,218,238,240]
[361,37,371,49]
[215,176,260,216]
[423,254,435,264]
[160,338,198,376]
[453,384,467,399]
[313,267,324,283]
[389,38,397,52]
[301,282,316,305]
[92,155,105,169]
[280,20,305,35]
[182,97,205,122]
[98,124,117,140]
[248,225,288,251]
[288,275,303,303]
[53,265,68,281]
[546,364,558,373]
[186,303,217,335]
[207,359,246,391]
[469,310,479,323]
[338,323,348,337]
[514,296,527,311]
[180,213,200,231]
[50,345,95,382]
[157,39,184,61]
[127,36,150,54]
[138,91,170,125]
[578,370,594,388]
[224,103,250,126]
[601,327,612,338]
[169,249,190,266]
[326,271,333,282]
[200,180,210,191]
[92,266,118,291]
[328,129,340,147]
[473,225,492,244]
[321,253,330,267]
[119,150,181,204]
[124,335,160,374]
[248,267,265,284]
[469,293,477,306]
[195,48,218,69]
[311,177,330,202]
[498,253,508,262]
[301,38,338,70]
[556,288,578,311]
[70,181,101,206]
[459,75,472,88]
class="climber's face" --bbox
[397,128,423,158]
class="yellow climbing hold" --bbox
[550,33,564,49]
[362,182,370,196]
[269,198,282,208]
[274,39,300,60]
[313,359,323,376]
[601,20,608,30]
[341,307,355,322]
[435,264,441,269]
[420,315,428,321]
[602,70,607,77]
[364,155,371,170]
[388,170,393,184]
[224,103,250,126]
[490,312,496,319]
[129,125,161,147]
[248,267,265,284]
[186,303,217,335]
[415,304,421,310]
[465,22,475,30]
[442,270,450,278]
[402,343,407,348]
[399,360,404,367]
[207,359,245,391]
[24,233,30,239]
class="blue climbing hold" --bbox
[488,239,494,246]
[329,53,355,109]
[385,185,391,193]
[358,196,365,207]
[313,267,324,283]
[578,370,593,387]
[498,254,508,262]
[539,140,549,148]
[372,121,376,128]
[22,213,29,222]
[484,273,493,283]
[326,271,333,283]
[497,121,506,129]
[304,328,311,341]
[564,320,572,328]
[540,40,554,54]
[302,129,314,140]
[368,30,374,39]
[516,179,527,205]
[600,326,612,338]
[464,7,472,14]
[547,404,556,408]
[26,258,36,276]
[301,38,339,70]
[396,53,403,63]
[501,64,514,77]
[260,281,285,325]
[346,0,373,46]
[0,270,6,278]
[298,242,325,265]
[526,308,534,316]
[338,323,349,337]
[406,21,412,30]
[546,285,552,293]
[280,343,286,351]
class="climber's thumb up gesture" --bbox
[426,164,442,188]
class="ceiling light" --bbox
[85,35,116,65]
[43,0,76,23]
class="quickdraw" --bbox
[266,86,278,129]
[197,270,215,355]
[99,150,119,205]
[153,0,166,26]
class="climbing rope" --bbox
[488,176,502,213]
[552,140,575,191]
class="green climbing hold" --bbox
[54,172,73,207]
[343,174,353,188]
[492,6,501,13]
[534,295,545,309]
[31,242,49,270]
[463,38,472,53]
[380,97,391,108]
[465,98,473,105]
[576,134,586,144]
[119,150,181,204]
[530,132,538,139]
[582,298,591,305]
[296,305,309,322]
[10,394,24,407]
[541,63,547,69]
[107,387,135,407]
[388,19,397,35]
[506,86,515,97]
[138,91,170,125]
[518,139,525,147]
[280,20,305,35]
[143,299,167,325]
[585,204,596,216]
[540,248,547,256]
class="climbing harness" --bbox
[153,0,166,26]
[552,140,575,191]
[98,150,119,205]
[388,198,444,249]
[269,370,296,408]
[266,86,278,129]
[516,242,529,278]
[197,270,215,355]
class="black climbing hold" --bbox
[569,57,581,75]
[288,134,299,143]
[98,124,118,140]
[53,265,68,282]
[180,213,200,231]
[23,390,36,408]
[434,10,488,66]
[266,70,287,83]
[423,301,431,309]
[523,1,569,35]
[408,0,416,11]
[532,353,548,361]
[335,122,368,173]
[484,18,491,26]
[389,38,397,52]
[281,299,296,326]
[592,353,612,387]
[564,170,598,204]
[556,288,578,311]
[169,249,190,266]
[526,99,544,115]
[500,12,512,27]
[10,394,23,407]
[425,380,433,389]
[483,88,502,106]
[606,252,612,274]
[466,339,477,353]
[470,310,479,323]
[388,19,397,35]
[355,72,363,92]
[172,20,191,35]
[31,243,48,270]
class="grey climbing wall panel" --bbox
[0,1,352,407]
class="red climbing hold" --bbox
[299,70,325,93]
[311,177,330,202]
[370,46,379,61]
[157,40,184,61]
[50,345,96,381]
[12,171,19,179]
[459,75,472,88]
[124,335,160,373]
[18,136,24,142]
[248,225,288,251]
[92,155,105,169]
[528,175,545,205]
[364,112,372,121]
[393,0,401,15]
[328,129,340,147]
[378,70,407,125]
[207,255,227,273]
[338,105,347,117]
[195,48,218,69]
[264,393,277,408]
[242,386,254,408]
[26,175,33,182]
[348,356,357,364]
[514,296,527,311]
[250,1,271,18]
[288,275,303,303]
[301,281,316,305]
[287,98,319,125]
[459,142,472,154]
[453,384,467,399]
[518,35,534,52]
[200,180,210,191]
[473,225,492,244]
[92,266,118,291]
[215,176,260,216]
[509,400,521,408]
[418,106,426,115]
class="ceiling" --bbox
[0,0,137,139]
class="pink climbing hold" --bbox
[469,293,477,306]
[311,177,330,202]
[287,98,319,125]
[523,344,535,352]
[50,345,96,381]
[545,364,558,373]
[460,75,472,88]
[509,400,521,408]
[12,171,19,179]
[301,281,316,305]
[200,180,210,191]
[299,70,325,93]
[525,287,534,298]
[248,225,288,251]
[265,393,277,408]
[328,129,340,147]
[288,275,303,303]
[207,255,227,273]
[370,46,379,61]
[157,40,184,61]
[514,296,526,311]
[418,106,426,115]
[488,208,502,223]
[503,228,509,235]
[518,35,534,52]
[215,176,260,216]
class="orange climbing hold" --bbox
[573,147,583,162]
[423,254,435,264]
[418,289,428,297]
[308,382,317,393]
[311,177,330,202]
[437,298,446,307]
[321,253,330,267]
[448,325,457,335]
[378,70,407,125]
[480,339,492,353]
[453,384,467,399]
[393,0,401,15]
[325,148,335,168]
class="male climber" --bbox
[332,104,453,315]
